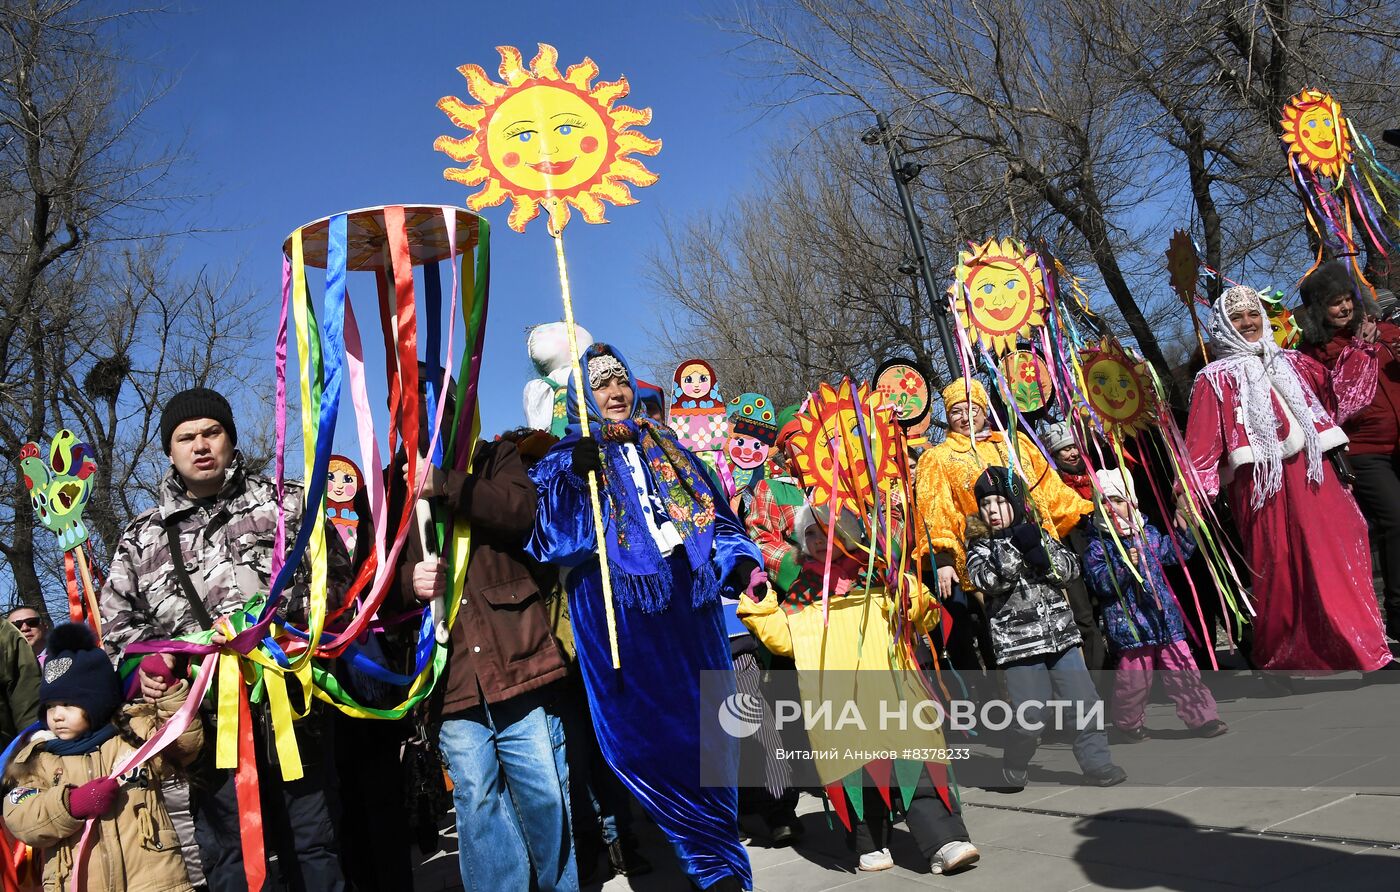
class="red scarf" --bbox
[1059,469,1093,501]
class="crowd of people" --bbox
[0,266,1397,892]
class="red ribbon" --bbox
[63,550,82,624]
[235,680,266,892]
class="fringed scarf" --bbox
[567,343,720,613]
[1204,285,1324,510]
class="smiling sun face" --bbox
[1281,89,1350,180]
[789,381,902,508]
[1081,341,1154,437]
[951,237,1047,355]
[436,44,661,235]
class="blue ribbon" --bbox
[264,213,347,616]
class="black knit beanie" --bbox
[1299,261,1354,308]
[161,387,237,454]
[39,624,122,729]
[974,467,1029,528]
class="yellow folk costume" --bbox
[913,379,1091,588]
[739,572,940,786]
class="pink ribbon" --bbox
[69,654,218,892]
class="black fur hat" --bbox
[1299,261,1354,308]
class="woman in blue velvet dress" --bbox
[526,343,764,892]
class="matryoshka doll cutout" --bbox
[326,455,363,550]
[669,358,727,472]
[725,393,779,493]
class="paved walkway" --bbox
[412,669,1400,891]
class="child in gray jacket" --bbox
[964,468,1126,790]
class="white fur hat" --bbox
[1094,468,1138,506]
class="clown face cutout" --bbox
[724,392,778,492]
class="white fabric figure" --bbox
[523,321,593,433]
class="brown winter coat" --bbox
[391,440,567,715]
[2,683,202,892]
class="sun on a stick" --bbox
[789,380,902,509]
[1080,340,1155,439]
[950,237,1047,355]
[1280,89,1350,180]
[435,43,661,236]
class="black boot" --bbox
[608,837,654,877]
[577,843,611,885]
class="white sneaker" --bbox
[931,840,980,875]
[858,847,894,871]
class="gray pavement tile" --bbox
[1261,848,1400,892]
[1267,793,1400,844]
[926,843,1119,892]
[1111,788,1353,832]
[751,850,862,892]
[1060,860,1247,892]
[983,809,1351,888]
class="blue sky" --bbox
[124,1,790,459]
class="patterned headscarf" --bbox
[567,343,719,610]
[1204,285,1323,509]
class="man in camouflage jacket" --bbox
[98,387,348,892]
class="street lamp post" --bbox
[867,112,959,380]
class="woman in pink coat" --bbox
[1182,285,1393,671]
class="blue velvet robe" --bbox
[526,441,756,890]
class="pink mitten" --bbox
[67,777,119,820]
[743,567,770,603]
[139,654,178,685]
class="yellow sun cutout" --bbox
[789,380,902,509]
[435,44,662,236]
[1281,89,1350,180]
[1080,341,1155,438]
[950,237,1047,355]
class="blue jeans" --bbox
[1002,646,1114,777]
[438,687,578,892]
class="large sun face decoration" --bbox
[436,44,661,235]
[1080,341,1155,438]
[1165,230,1200,307]
[1281,89,1350,180]
[950,237,1047,355]
[789,380,903,508]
